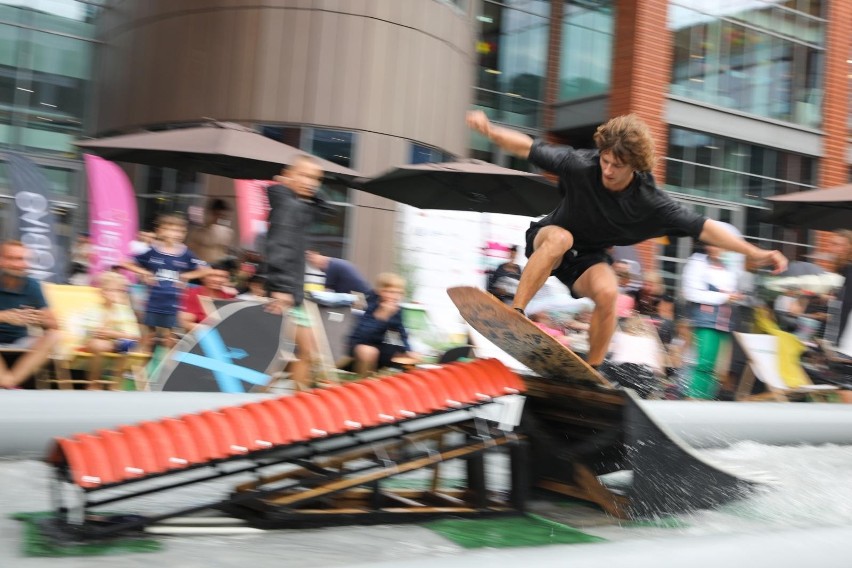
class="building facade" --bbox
[90,0,474,281]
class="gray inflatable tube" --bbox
[2,391,852,457]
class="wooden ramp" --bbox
[521,375,769,518]
[44,359,529,538]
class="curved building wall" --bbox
[93,0,474,275]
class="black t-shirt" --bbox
[528,140,707,250]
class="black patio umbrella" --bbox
[765,184,852,231]
[75,122,360,183]
[355,160,559,217]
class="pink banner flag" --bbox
[234,179,272,248]
[84,154,138,276]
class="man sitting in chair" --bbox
[0,240,59,388]
[73,271,141,389]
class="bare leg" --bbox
[7,331,59,388]
[573,263,619,367]
[0,354,14,388]
[85,338,113,390]
[159,327,177,350]
[512,226,574,311]
[290,325,316,391]
[139,326,156,354]
[353,344,380,376]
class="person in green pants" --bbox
[681,243,743,399]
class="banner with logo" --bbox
[234,179,272,249]
[83,154,138,276]
[2,151,65,282]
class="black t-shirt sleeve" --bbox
[655,193,707,239]
[528,139,585,175]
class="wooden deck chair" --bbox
[733,332,838,402]
[40,283,149,390]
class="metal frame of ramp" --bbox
[43,359,529,539]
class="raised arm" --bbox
[466,110,533,159]
[698,219,788,274]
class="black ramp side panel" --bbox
[624,389,765,517]
[159,301,289,392]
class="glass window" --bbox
[306,128,355,259]
[666,126,817,258]
[559,0,613,101]
[259,125,301,147]
[410,143,453,164]
[474,0,549,129]
[309,128,353,169]
[136,168,202,232]
[0,24,19,130]
[306,204,348,258]
[669,1,825,127]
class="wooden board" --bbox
[447,286,612,388]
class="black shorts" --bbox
[350,342,407,368]
[525,223,612,298]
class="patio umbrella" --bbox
[355,159,559,217]
[765,184,852,231]
[75,122,360,182]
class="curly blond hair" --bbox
[593,114,656,172]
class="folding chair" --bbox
[733,332,839,402]
[40,283,149,390]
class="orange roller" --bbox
[330,384,373,428]
[314,387,363,431]
[181,413,225,461]
[394,373,443,412]
[432,366,477,406]
[294,392,340,436]
[53,438,100,489]
[221,407,266,451]
[269,397,315,441]
[96,429,143,481]
[358,379,405,422]
[379,374,429,416]
[446,364,487,404]
[161,418,203,465]
[198,411,245,456]
[407,368,455,408]
[74,433,117,486]
[118,424,163,474]
[477,358,526,394]
[339,382,384,426]
[243,402,285,445]
[138,420,183,470]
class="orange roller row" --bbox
[47,359,525,490]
